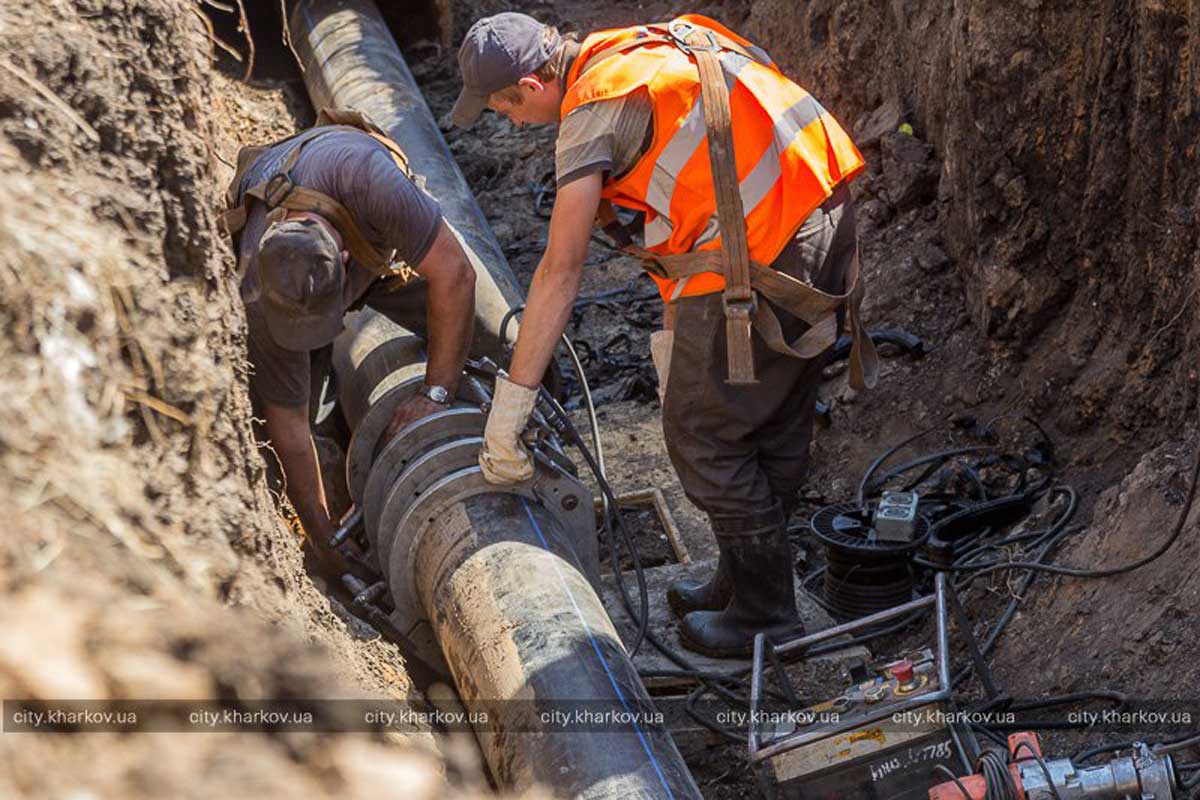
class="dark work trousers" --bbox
[661,184,856,517]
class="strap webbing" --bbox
[217,108,417,281]
[678,23,757,384]
[584,22,880,389]
[574,24,761,79]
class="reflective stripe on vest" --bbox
[561,15,865,302]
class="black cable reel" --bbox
[809,499,931,623]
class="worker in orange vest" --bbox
[452,13,877,657]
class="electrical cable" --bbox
[949,489,1078,687]
[857,424,943,509]
[1001,690,1127,715]
[537,385,651,657]
[935,434,1199,581]
[537,349,761,742]
[932,763,974,799]
[972,723,1009,747]
[982,412,1052,445]
[975,749,1020,800]
[560,335,605,480]
[1011,740,1064,800]
[1154,732,1200,755]
[868,446,998,496]
[1072,739,1139,764]
[901,458,952,493]
[1071,732,1200,765]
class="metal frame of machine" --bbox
[748,573,1000,799]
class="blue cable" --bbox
[519,498,676,800]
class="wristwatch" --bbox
[420,383,453,405]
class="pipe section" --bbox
[331,311,697,798]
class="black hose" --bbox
[942,435,1199,581]
[867,446,997,496]
[1011,740,1064,800]
[856,425,945,509]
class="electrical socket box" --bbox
[875,492,919,542]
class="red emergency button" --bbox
[888,659,914,685]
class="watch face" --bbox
[424,385,451,404]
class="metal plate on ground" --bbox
[362,408,486,552]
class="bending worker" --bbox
[452,14,877,656]
[220,110,494,578]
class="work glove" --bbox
[650,329,674,404]
[479,374,538,485]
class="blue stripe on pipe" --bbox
[519,498,677,800]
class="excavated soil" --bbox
[0,2,479,797]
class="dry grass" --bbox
[0,1,495,795]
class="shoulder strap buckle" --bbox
[263,171,297,210]
[668,20,720,53]
[721,290,758,319]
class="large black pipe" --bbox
[420,491,700,797]
[332,310,700,799]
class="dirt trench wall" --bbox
[0,2,460,796]
[748,0,1200,441]
[1010,439,1200,700]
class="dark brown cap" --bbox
[257,217,344,351]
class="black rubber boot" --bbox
[666,506,747,617]
[666,555,732,618]
[679,500,803,658]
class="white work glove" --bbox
[650,329,674,404]
[479,374,538,485]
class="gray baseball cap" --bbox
[257,216,344,352]
[452,12,559,128]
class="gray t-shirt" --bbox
[556,89,654,188]
[238,127,441,407]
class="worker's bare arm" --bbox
[383,221,477,438]
[261,400,344,568]
[508,172,603,388]
[413,220,476,393]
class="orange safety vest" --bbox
[561,15,865,303]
